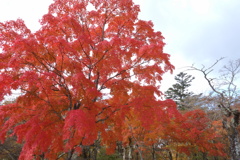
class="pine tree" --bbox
[165,72,195,110]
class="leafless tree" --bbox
[188,58,240,160]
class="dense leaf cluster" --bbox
[0,0,225,159]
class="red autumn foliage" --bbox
[0,0,225,159]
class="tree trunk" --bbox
[152,144,156,160]
[128,145,132,160]
[228,124,240,160]
[202,152,208,160]
[168,150,173,160]
[123,147,126,160]
[89,140,100,160]
[81,146,90,160]
[223,110,240,160]
[135,144,143,160]
[91,145,98,160]
[67,149,74,160]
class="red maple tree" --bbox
[0,0,225,159]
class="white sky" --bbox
[1,0,239,94]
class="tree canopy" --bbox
[0,0,225,159]
[165,72,195,110]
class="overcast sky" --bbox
[134,0,240,93]
[1,0,240,94]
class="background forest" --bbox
[0,0,239,160]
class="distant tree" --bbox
[189,58,240,160]
[165,72,195,110]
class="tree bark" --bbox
[228,113,240,160]
[152,144,156,160]
[168,150,173,160]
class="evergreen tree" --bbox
[165,72,195,110]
